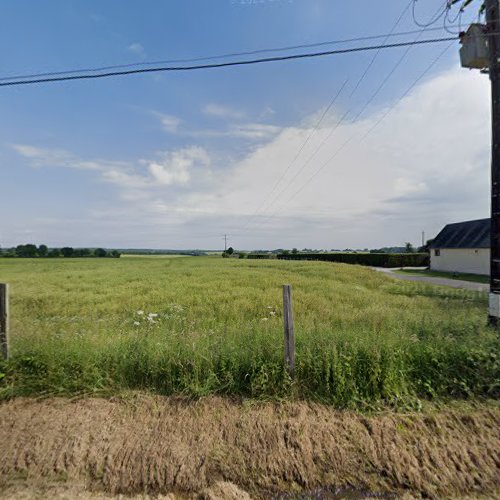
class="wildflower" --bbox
[261,318,268,321]
[269,311,276,316]
[137,310,144,315]
[148,313,159,318]
[133,321,140,326]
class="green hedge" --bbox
[247,254,274,259]
[277,252,429,267]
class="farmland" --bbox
[0,255,497,407]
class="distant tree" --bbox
[61,247,74,258]
[37,244,48,257]
[226,247,234,255]
[94,248,107,258]
[16,244,38,258]
[292,248,299,254]
[73,248,91,257]
[282,249,290,255]
[238,252,247,259]
[48,248,61,258]
[418,239,434,253]
[110,250,121,258]
[405,242,416,253]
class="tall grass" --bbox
[0,256,498,407]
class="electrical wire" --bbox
[243,40,454,235]
[443,1,465,34]
[0,25,465,84]
[238,79,348,231]
[412,0,449,27]
[358,41,454,143]
[349,0,414,98]
[241,2,447,233]
[0,36,458,88]
[239,0,416,230]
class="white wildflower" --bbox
[133,321,140,326]
[261,318,269,321]
[269,311,276,316]
[148,313,159,318]
[137,310,144,315]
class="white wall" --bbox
[430,248,489,275]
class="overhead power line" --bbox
[0,36,458,88]
[248,42,454,232]
[0,25,464,84]
[241,0,446,233]
[239,0,413,232]
[412,0,450,27]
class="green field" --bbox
[0,256,498,407]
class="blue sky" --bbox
[0,0,490,250]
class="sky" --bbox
[0,0,490,250]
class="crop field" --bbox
[0,256,498,407]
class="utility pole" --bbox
[486,0,500,324]
[421,230,425,248]
[224,234,227,253]
[460,0,500,324]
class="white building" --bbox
[430,218,490,276]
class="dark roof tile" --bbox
[431,218,490,249]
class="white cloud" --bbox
[158,114,181,133]
[8,67,491,250]
[185,122,281,140]
[229,123,281,139]
[13,143,211,192]
[168,67,489,249]
[393,178,427,197]
[203,103,245,119]
[128,42,145,55]
[148,147,210,186]
[12,144,74,166]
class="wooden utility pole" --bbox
[0,284,9,360]
[282,284,295,377]
[461,0,500,324]
[486,0,500,324]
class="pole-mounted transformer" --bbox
[459,24,489,69]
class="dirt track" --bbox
[0,396,498,499]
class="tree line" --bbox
[1,244,121,258]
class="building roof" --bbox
[431,218,490,249]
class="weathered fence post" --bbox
[282,284,295,378]
[0,283,9,360]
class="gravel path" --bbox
[374,267,489,292]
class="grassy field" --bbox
[0,256,498,407]
[396,268,490,284]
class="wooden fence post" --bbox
[0,283,9,360]
[282,284,295,378]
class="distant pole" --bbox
[224,234,227,253]
[422,231,425,248]
[486,0,500,325]
[282,284,295,378]
[0,284,9,360]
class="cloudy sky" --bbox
[0,0,490,250]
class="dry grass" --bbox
[0,396,498,499]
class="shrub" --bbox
[277,252,429,267]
